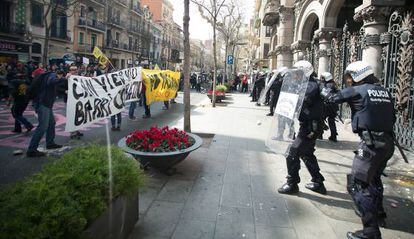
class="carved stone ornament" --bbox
[275,45,292,55]
[318,49,328,58]
[364,34,381,46]
[315,28,342,42]
[279,6,294,24]
[354,6,391,24]
[291,40,311,52]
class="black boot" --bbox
[347,230,369,239]
[266,112,274,116]
[347,230,381,239]
[277,183,299,194]
[305,182,327,195]
[328,135,337,142]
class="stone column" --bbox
[275,6,294,67]
[315,28,341,75]
[354,6,391,77]
[291,40,310,63]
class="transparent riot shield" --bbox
[259,67,288,104]
[265,69,309,155]
[259,73,277,104]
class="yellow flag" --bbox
[92,46,103,59]
[154,64,161,70]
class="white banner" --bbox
[65,67,142,132]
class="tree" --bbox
[38,0,80,66]
[191,0,227,107]
[183,0,191,131]
[216,3,242,82]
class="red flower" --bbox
[125,125,195,153]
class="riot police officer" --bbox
[278,60,327,195]
[325,61,395,239]
[320,72,339,142]
[267,68,287,116]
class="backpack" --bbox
[26,72,50,101]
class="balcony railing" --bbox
[108,17,126,28]
[78,18,106,31]
[90,0,105,6]
[51,31,71,41]
[132,4,142,15]
[128,25,141,33]
[77,43,94,53]
[0,22,25,35]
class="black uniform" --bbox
[284,75,325,187]
[252,75,265,102]
[320,81,339,140]
[269,75,282,115]
[330,76,395,239]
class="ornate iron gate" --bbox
[329,23,364,119]
[381,11,414,150]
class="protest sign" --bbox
[82,57,89,65]
[141,69,180,105]
[65,67,142,132]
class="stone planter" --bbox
[82,192,139,239]
[118,133,203,175]
[207,90,226,102]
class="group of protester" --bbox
[0,60,180,157]
[251,60,396,239]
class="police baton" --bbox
[393,136,409,163]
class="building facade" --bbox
[0,0,160,69]
[252,0,414,149]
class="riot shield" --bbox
[265,69,309,155]
[259,67,288,104]
[258,73,277,104]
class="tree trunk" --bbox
[224,39,228,83]
[183,0,191,132]
[43,25,50,66]
[212,19,217,107]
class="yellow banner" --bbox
[93,46,109,65]
[142,69,180,105]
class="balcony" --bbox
[131,4,142,15]
[108,17,126,29]
[0,21,25,35]
[78,18,106,32]
[76,43,94,53]
[262,0,279,26]
[113,0,128,7]
[128,25,141,34]
[51,31,71,42]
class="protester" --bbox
[27,69,65,157]
[241,74,248,93]
[9,63,33,133]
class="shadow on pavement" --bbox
[316,140,358,151]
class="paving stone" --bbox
[215,206,255,239]
[221,182,252,208]
[253,196,292,227]
[172,219,215,239]
[255,225,297,239]
[139,187,160,214]
[181,199,219,222]
[157,179,194,202]
[135,201,184,237]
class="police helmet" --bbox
[293,60,314,78]
[345,61,374,83]
[320,72,333,82]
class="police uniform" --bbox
[328,61,395,239]
[278,61,326,195]
[320,72,339,141]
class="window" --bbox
[80,5,86,18]
[91,34,97,46]
[263,43,269,58]
[79,32,84,44]
[116,32,120,41]
[265,26,271,37]
[31,2,43,26]
[32,42,42,54]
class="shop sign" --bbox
[0,42,16,51]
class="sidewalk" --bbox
[131,93,414,239]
